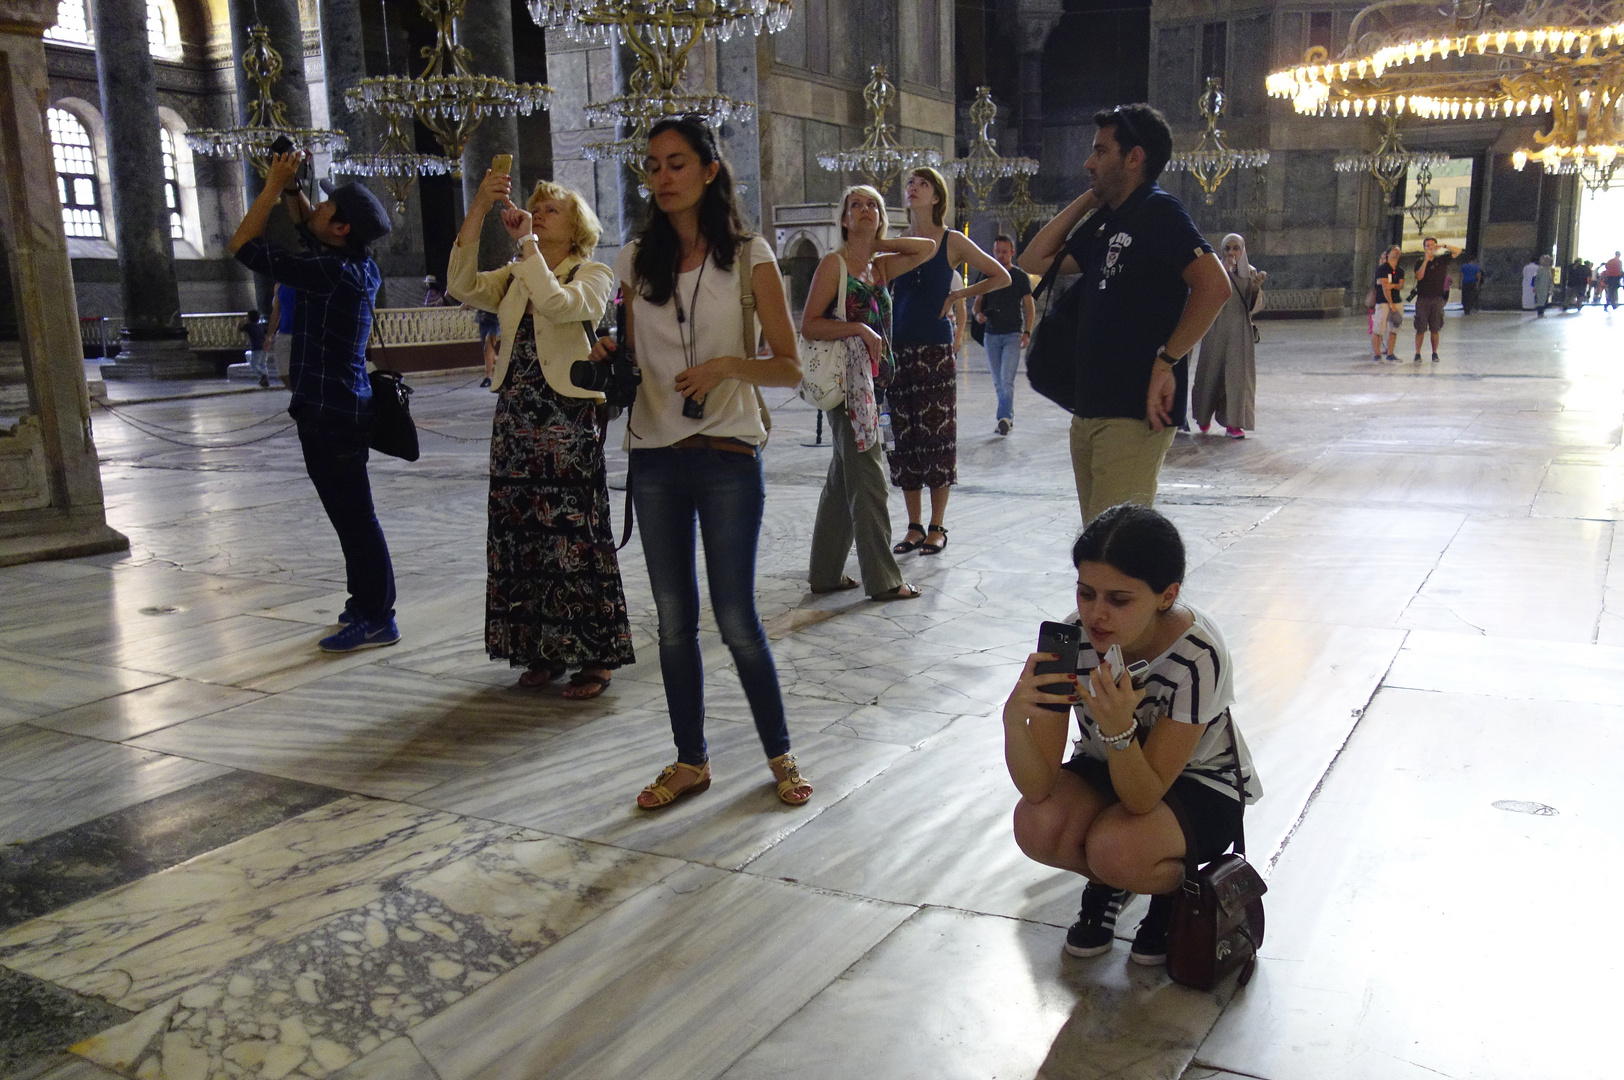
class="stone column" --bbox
[612,41,644,246]
[0,0,128,562]
[717,33,764,234]
[457,0,521,271]
[91,0,205,378]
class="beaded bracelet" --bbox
[1096,717,1138,751]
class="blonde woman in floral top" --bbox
[802,185,937,601]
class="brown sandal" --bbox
[768,753,813,806]
[637,761,711,810]
[517,662,565,689]
[562,669,611,700]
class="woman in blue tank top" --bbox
[887,167,1008,555]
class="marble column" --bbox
[717,33,764,234]
[91,0,205,378]
[612,41,643,246]
[319,0,370,146]
[457,0,521,271]
[0,0,128,561]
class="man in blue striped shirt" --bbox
[231,151,400,653]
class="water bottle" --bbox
[879,407,895,451]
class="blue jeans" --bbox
[983,332,1021,421]
[630,447,790,766]
[296,416,396,622]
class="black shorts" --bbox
[1060,755,1244,865]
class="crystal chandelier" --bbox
[943,87,1037,210]
[187,24,347,176]
[993,173,1058,240]
[347,0,553,178]
[332,114,457,215]
[1165,78,1269,205]
[818,65,944,192]
[531,0,792,177]
[1335,114,1448,197]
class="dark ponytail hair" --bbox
[1071,504,1186,593]
[632,116,749,307]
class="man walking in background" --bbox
[1413,236,1460,363]
[974,235,1035,435]
[1605,251,1623,309]
[1459,252,1484,314]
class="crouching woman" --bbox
[1003,504,1261,965]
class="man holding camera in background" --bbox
[229,151,400,653]
[1412,236,1460,363]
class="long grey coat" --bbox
[1192,267,1261,431]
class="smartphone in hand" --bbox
[491,154,512,175]
[1034,621,1081,713]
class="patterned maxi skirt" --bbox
[885,343,958,490]
[486,315,635,670]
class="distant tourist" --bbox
[973,234,1036,436]
[888,166,1008,556]
[1522,256,1540,312]
[1604,251,1623,309]
[1459,253,1484,313]
[422,275,446,306]
[1003,505,1262,965]
[237,308,270,388]
[1371,246,1403,361]
[1018,103,1230,523]
[1412,237,1460,363]
[1565,258,1591,310]
[1192,233,1263,438]
[1535,254,1556,316]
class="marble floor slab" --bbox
[29,679,267,742]
[71,833,682,1080]
[0,648,168,728]
[401,863,913,1080]
[414,707,910,869]
[1194,686,1624,1080]
[0,798,512,1012]
[0,727,231,848]
[0,771,341,931]
[128,665,573,800]
[1384,629,1624,705]
[719,906,1117,1080]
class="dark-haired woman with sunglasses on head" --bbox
[590,116,811,811]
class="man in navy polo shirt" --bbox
[229,152,400,653]
[1020,103,1231,523]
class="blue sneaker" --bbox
[319,616,400,653]
[336,607,357,626]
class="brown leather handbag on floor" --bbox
[1165,723,1267,991]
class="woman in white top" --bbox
[1003,504,1261,967]
[447,172,634,698]
[593,116,809,810]
[801,184,935,601]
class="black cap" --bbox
[319,179,391,250]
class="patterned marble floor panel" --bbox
[0,771,342,931]
[0,798,514,1013]
[69,833,682,1080]
[397,863,914,1080]
[0,966,133,1078]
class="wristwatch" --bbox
[1155,347,1179,365]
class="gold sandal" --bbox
[768,753,813,806]
[636,760,711,810]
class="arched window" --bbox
[159,127,183,240]
[44,0,91,45]
[48,107,103,239]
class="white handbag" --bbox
[797,264,857,410]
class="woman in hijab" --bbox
[1192,233,1265,439]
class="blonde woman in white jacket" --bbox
[447,170,634,698]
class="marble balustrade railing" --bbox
[79,310,485,355]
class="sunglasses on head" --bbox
[1104,106,1142,149]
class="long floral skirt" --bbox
[885,343,958,490]
[486,315,635,670]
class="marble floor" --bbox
[2,310,1621,1080]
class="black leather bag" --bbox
[1165,723,1266,991]
[1025,263,1082,413]
[367,369,419,461]
[363,302,420,462]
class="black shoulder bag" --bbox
[364,298,420,462]
[1164,719,1267,991]
[1024,215,1097,414]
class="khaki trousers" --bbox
[809,407,904,595]
[1069,415,1177,524]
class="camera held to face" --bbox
[570,293,641,409]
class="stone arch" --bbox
[782,233,823,314]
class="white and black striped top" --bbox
[1069,603,1263,803]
